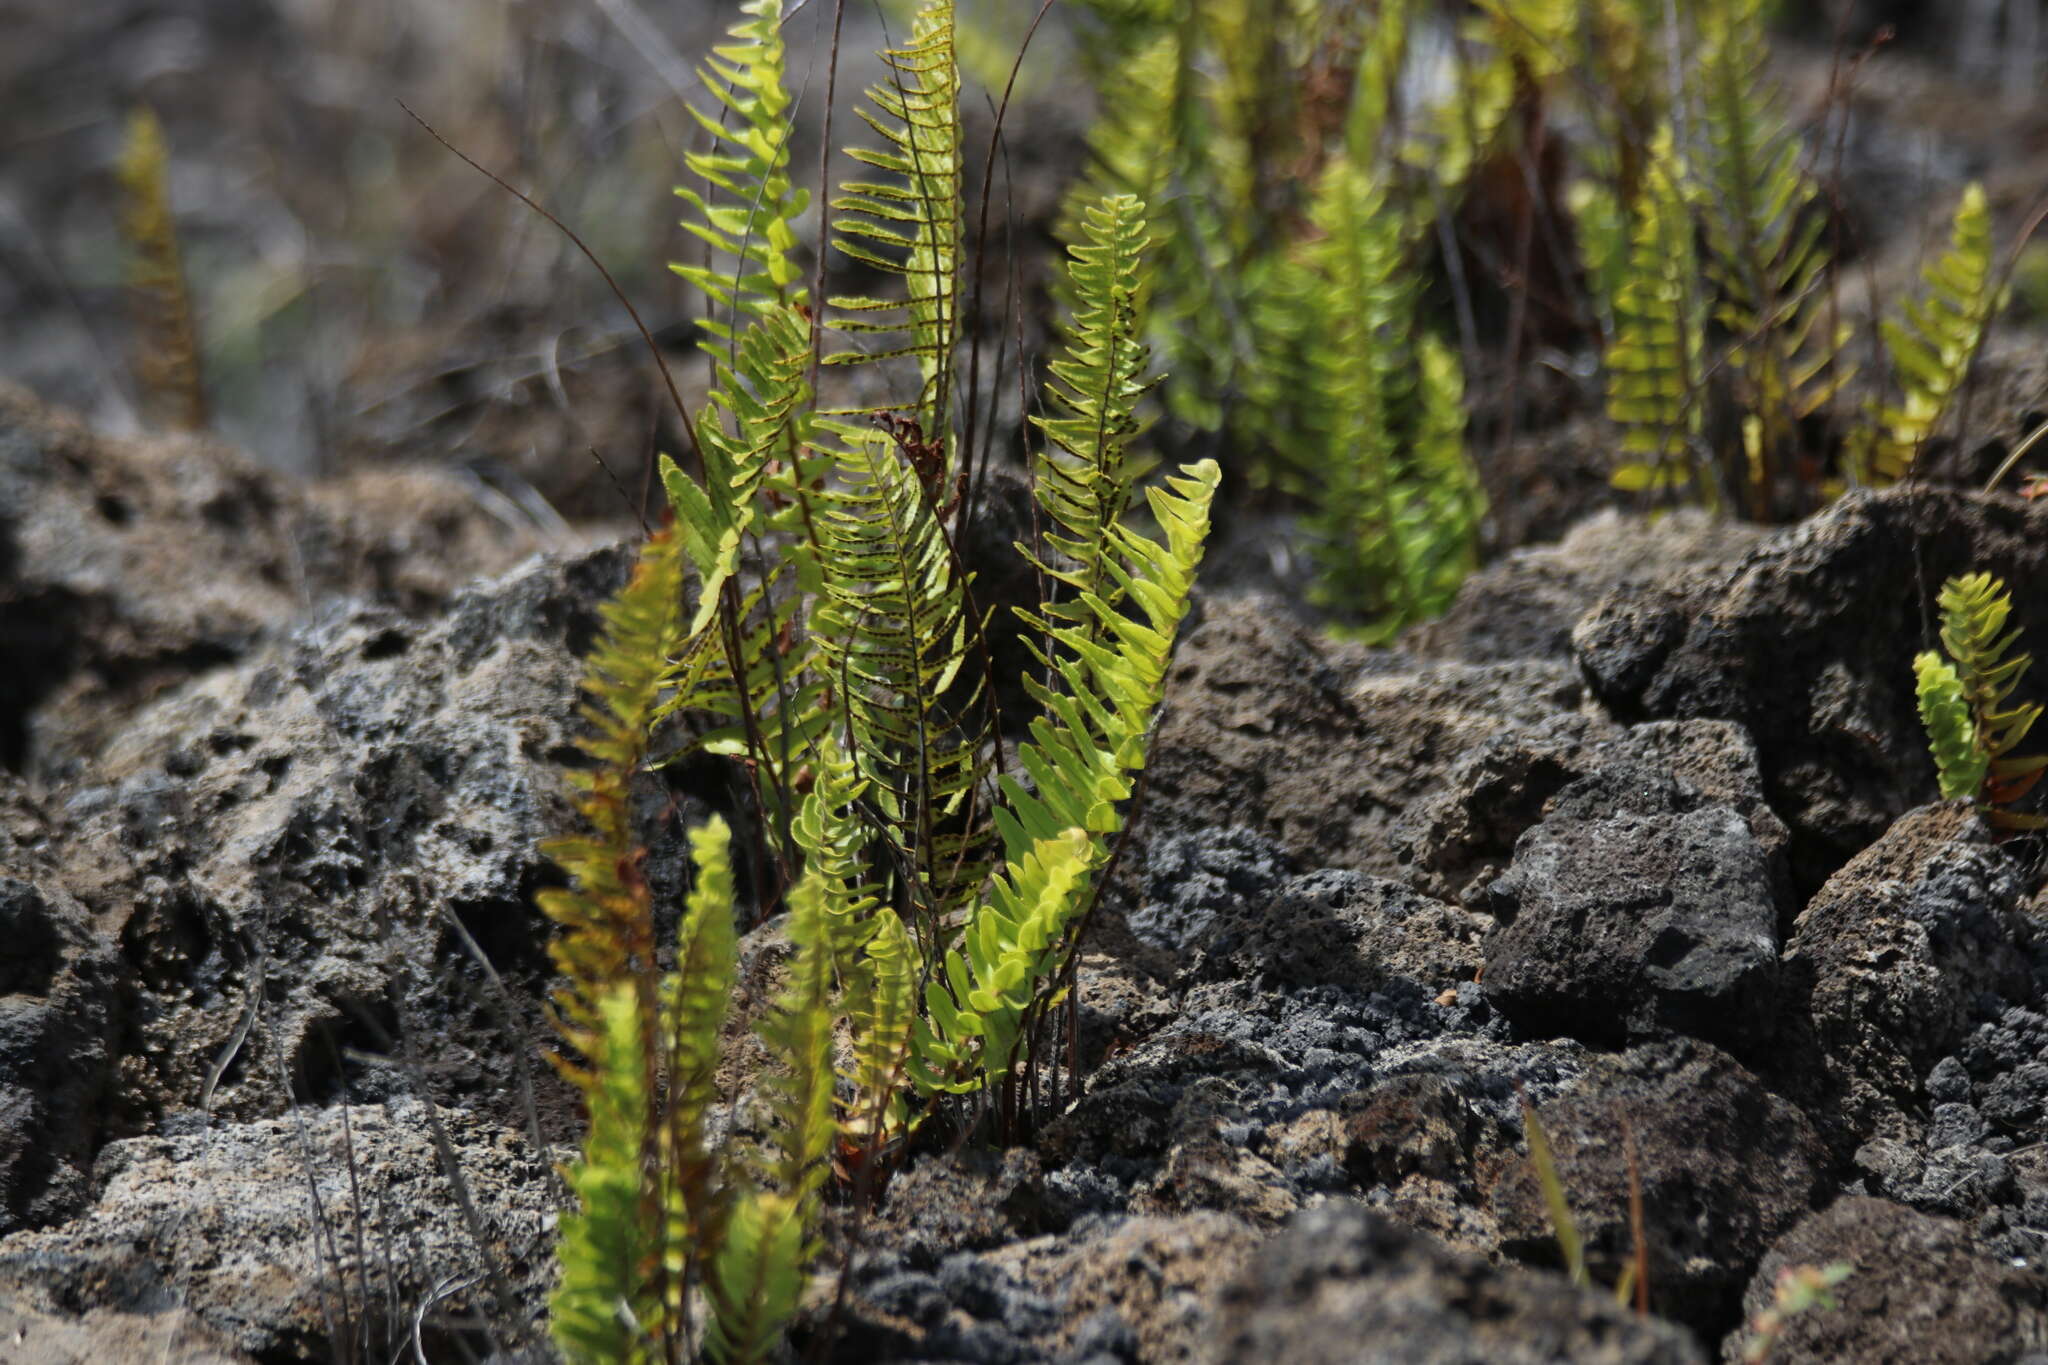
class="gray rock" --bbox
[1772,804,2036,1155]
[0,382,544,779]
[1482,764,1781,1051]
[1488,1039,1830,1335]
[1401,718,1789,914]
[1147,595,1599,881]
[1206,1203,1705,1364]
[0,785,118,1236]
[1729,1196,2048,1363]
[0,1100,559,1359]
[1409,508,1762,665]
[1572,486,2048,892]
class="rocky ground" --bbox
[3,374,2047,1363]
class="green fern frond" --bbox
[672,0,810,345]
[538,527,687,1070]
[551,983,661,1365]
[811,421,989,922]
[660,817,742,1274]
[706,1189,808,1365]
[913,827,1094,1094]
[918,461,1219,1095]
[662,304,814,634]
[1693,0,1849,510]
[829,0,963,444]
[1028,191,1158,638]
[1860,183,2008,485]
[1293,156,1482,640]
[1921,573,2048,828]
[1915,652,1987,801]
[1605,125,1710,503]
[845,906,919,1146]
[760,871,840,1212]
[791,737,885,975]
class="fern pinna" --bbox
[1915,573,2047,831]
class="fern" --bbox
[1029,192,1159,640]
[662,304,813,633]
[1297,156,1483,641]
[830,0,964,448]
[1858,183,2008,485]
[1925,573,2048,829]
[1915,652,1987,802]
[117,107,206,432]
[552,984,660,1365]
[810,420,989,926]
[659,818,743,1294]
[845,905,919,1147]
[672,0,810,345]
[539,527,687,1072]
[1693,0,1849,514]
[919,461,1221,1095]
[706,1190,808,1365]
[1605,126,1711,504]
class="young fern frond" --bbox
[791,737,885,975]
[1295,156,1483,641]
[662,304,813,634]
[661,818,743,1280]
[1915,652,1987,802]
[551,984,661,1365]
[117,107,207,432]
[846,906,920,1146]
[672,0,810,344]
[1605,126,1711,504]
[538,527,687,1073]
[706,1190,808,1365]
[829,0,963,444]
[759,872,841,1213]
[1859,183,2008,485]
[1936,573,2047,826]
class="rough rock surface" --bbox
[1482,763,1781,1051]
[0,1101,559,1359]
[1771,803,2038,1154]
[1732,1196,2048,1363]
[1572,486,2048,890]
[1149,594,1602,880]
[1207,1204,1706,1364]
[1409,508,1763,665]
[0,786,120,1234]
[50,544,666,1140]
[1487,1040,1831,1334]
[0,381,547,777]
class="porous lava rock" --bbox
[0,382,545,778]
[1206,1203,1706,1364]
[1730,1195,2048,1363]
[0,1101,558,1360]
[1771,803,2037,1155]
[1409,507,1763,665]
[1148,593,1600,880]
[1572,486,2048,891]
[1487,1039,1831,1335]
[1481,763,1782,1052]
